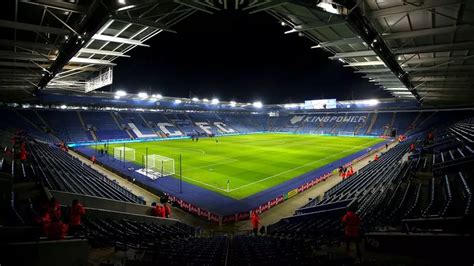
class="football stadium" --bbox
[1,0,473,265]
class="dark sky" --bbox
[112,10,390,104]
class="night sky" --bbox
[113,10,390,104]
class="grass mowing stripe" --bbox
[228,138,381,192]
[97,134,384,199]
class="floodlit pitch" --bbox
[99,134,384,199]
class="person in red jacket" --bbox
[35,209,51,236]
[342,207,362,261]
[48,197,61,220]
[251,211,260,236]
[20,148,28,161]
[410,143,415,152]
[69,199,86,236]
[374,154,379,161]
[348,167,354,177]
[152,203,166,218]
[48,216,68,240]
[164,203,171,218]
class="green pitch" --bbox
[98,134,383,199]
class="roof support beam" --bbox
[78,48,130,57]
[19,0,86,14]
[312,37,362,48]
[344,2,421,102]
[316,25,473,49]
[174,0,219,14]
[112,14,177,33]
[0,19,70,35]
[395,41,474,54]
[357,65,474,73]
[69,57,116,66]
[286,20,346,34]
[91,34,150,47]
[331,42,474,59]
[344,61,385,67]
[0,39,56,50]
[0,51,53,62]
[383,25,470,40]
[369,0,463,18]
[330,50,375,59]
[244,0,289,14]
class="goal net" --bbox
[145,154,175,177]
[114,147,136,162]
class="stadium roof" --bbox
[1,0,473,105]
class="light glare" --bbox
[115,90,127,97]
[253,101,263,108]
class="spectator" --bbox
[35,209,51,236]
[48,197,61,220]
[385,143,388,150]
[341,207,362,262]
[374,154,379,161]
[251,211,260,236]
[259,225,266,235]
[48,216,68,240]
[69,199,85,236]
[91,155,96,164]
[20,148,28,161]
[164,203,172,218]
[152,203,166,218]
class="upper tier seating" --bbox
[39,110,92,142]
[81,111,129,140]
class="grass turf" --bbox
[98,134,383,199]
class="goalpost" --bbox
[114,147,136,162]
[145,154,175,177]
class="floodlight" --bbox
[115,90,127,97]
[117,0,126,4]
[114,95,120,99]
[229,101,236,107]
[366,99,379,106]
[211,98,219,104]
[174,99,182,104]
[316,1,340,14]
[192,97,199,102]
[202,98,209,102]
[60,105,67,109]
[253,101,263,108]
[152,94,162,99]
[138,92,148,98]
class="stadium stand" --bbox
[39,110,92,142]
[2,111,474,265]
[81,111,130,141]
[1,108,461,143]
[29,142,145,204]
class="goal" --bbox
[114,147,136,162]
[145,154,175,177]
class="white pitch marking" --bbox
[228,138,382,193]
